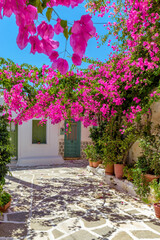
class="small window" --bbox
[32,120,46,144]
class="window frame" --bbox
[32,120,47,144]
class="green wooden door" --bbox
[10,122,18,159]
[64,121,81,158]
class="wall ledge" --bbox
[87,165,137,197]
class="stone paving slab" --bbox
[0,160,160,240]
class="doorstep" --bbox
[87,166,137,197]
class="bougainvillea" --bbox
[0,0,160,134]
[0,0,98,74]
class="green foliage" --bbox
[89,123,106,158]
[60,20,67,28]
[46,8,53,21]
[132,167,150,203]
[123,164,135,181]
[148,180,160,204]
[99,120,139,165]
[63,28,69,40]
[137,124,160,176]
[85,0,107,12]
[0,108,12,186]
[83,144,101,162]
[0,191,11,207]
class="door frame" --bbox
[64,121,81,158]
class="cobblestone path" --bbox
[0,160,160,240]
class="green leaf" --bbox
[60,20,67,29]
[42,0,48,8]
[46,8,53,22]
[69,27,72,35]
[63,28,69,40]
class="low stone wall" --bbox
[87,166,137,197]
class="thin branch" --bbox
[66,50,72,56]
[64,40,68,58]
[52,9,61,19]
[93,22,108,24]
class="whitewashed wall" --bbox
[17,119,64,166]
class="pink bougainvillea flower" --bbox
[41,38,59,56]
[37,21,54,39]
[29,36,43,54]
[0,0,4,19]
[49,51,59,61]
[16,27,29,50]
[3,0,12,17]
[71,0,84,8]
[25,4,38,21]
[72,53,82,65]
[54,18,63,35]
[57,58,69,75]
[81,14,91,22]
[51,60,58,69]
[70,14,96,59]
[70,34,87,57]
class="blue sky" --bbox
[0,3,113,70]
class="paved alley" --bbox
[0,160,160,240]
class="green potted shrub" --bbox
[136,126,160,182]
[148,180,160,219]
[132,173,160,219]
[99,120,139,179]
[0,187,11,212]
[83,144,94,167]
[0,106,12,212]
[132,167,151,203]
[83,144,102,168]
[123,164,135,181]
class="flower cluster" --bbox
[0,0,97,74]
[1,0,160,132]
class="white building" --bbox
[0,96,91,166]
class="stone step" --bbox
[7,159,17,167]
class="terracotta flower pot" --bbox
[89,159,93,167]
[105,163,114,175]
[92,160,102,168]
[114,164,124,179]
[0,200,11,212]
[154,203,160,219]
[143,174,160,183]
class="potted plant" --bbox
[147,180,160,218]
[83,144,102,168]
[135,126,160,182]
[99,121,139,179]
[83,144,94,167]
[36,138,41,144]
[0,185,11,212]
[123,164,135,181]
[104,161,114,175]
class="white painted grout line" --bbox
[25,173,34,240]
[0,221,26,224]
